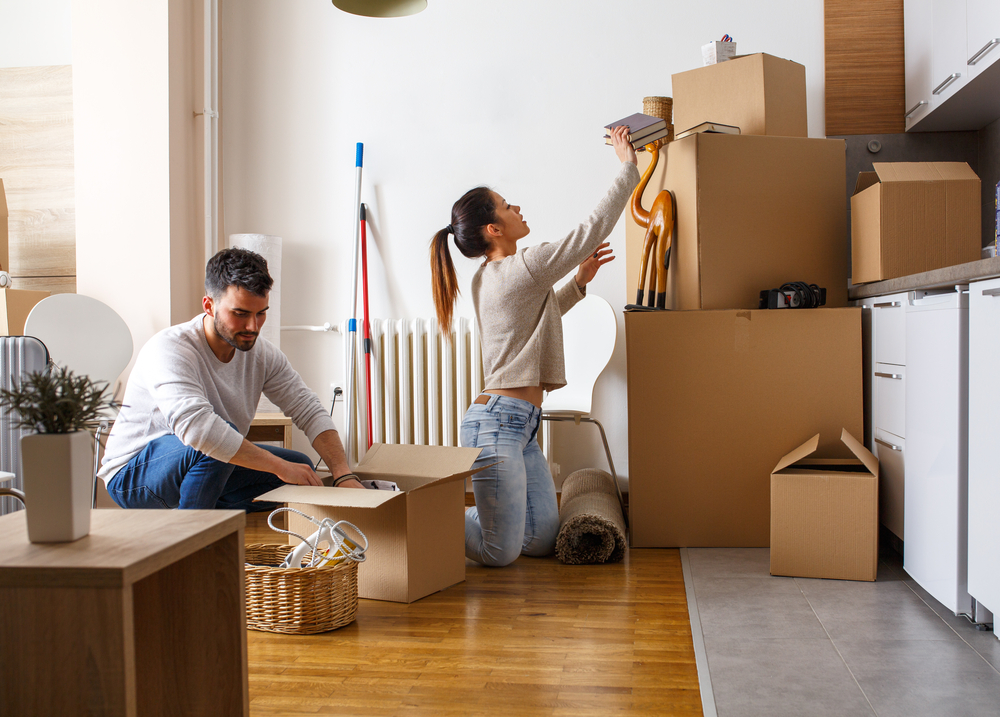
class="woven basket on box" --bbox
[642,96,674,147]
[245,543,359,634]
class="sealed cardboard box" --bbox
[257,443,484,603]
[851,162,981,284]
[672,53,807,138]
[625,133,847,310]
[626,308,862,547]
[770,428,879,582]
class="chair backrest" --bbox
[23,294,133,391]
[542,293,617,415]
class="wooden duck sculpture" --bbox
[631,141,676,309]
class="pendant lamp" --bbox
[332,0,426,17]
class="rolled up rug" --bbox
[555,468,627,565]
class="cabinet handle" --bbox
[968,39,1000,66]
[982,288,1000,297]
[873,301,902,308]
[875,437,902,452]
[904,100,928,118]
[875,371,902,379]
[932,73,961,95]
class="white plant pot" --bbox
[20,431,94,543]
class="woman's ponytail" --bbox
[428,186,498,339]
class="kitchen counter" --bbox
[848,256,1000,300]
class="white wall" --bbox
[0,0,72,68]
[224,0,827,481]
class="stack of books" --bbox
[675,121,740,140]
[604,113,672,150]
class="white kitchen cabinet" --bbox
[905,0,934,127]
[875,428,906,540]
[903,288,970,615]
[967,277,1000,624]
[930,0,969,103]
[967,0,1000,81]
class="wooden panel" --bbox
[0,66,75,278]
[11,276,75,294]
[825,0,906,135]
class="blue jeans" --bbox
[106,433,311,511]
[460,395,560,566]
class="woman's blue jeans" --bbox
[106,433,311,511]
[460,395,560,566]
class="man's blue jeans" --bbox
[460,394,560,566]
[106,433,311,511]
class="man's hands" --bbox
[576,242,615,289]
[276,460,325,486]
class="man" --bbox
[100,247,363,510]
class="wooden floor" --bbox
[245,512,702,716]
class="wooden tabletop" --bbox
[0,509,245,589]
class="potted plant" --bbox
[0,365,115,542]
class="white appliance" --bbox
[904,287,971,615]
[968,276,1000,631]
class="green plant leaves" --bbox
[0,364,116,434]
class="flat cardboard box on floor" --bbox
[625,133,848,310]
[257,443,484,603]
[851,162,981,284]
[626,308,862,547]
[672,53,808,138]
[770,428,879,582]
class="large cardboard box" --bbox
[770,429,879,582]
[626,308,862,547]
[625,133,848,310]
[0,288,50,336]
[672,53,808,138]
[851,162,981,284]
[0,178,8,268]
[257,443,484,603]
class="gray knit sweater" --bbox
[98,314,337,483]
[472,161,640,392]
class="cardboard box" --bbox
[0,288,50,336]
[626,133,848,310]
[257,443,484,603]
[0,178,8,268]
[851,162,981,284]
[626,308,862,548]
[672,53,807,138]
[770,428,879,582]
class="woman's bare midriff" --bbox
[484,386,544,409]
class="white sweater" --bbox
[99,314,336,483]
[472,161,640,392]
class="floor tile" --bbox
[692,576,828,640]
[686,548,771,579]
[796,578,961,642]
[703,636,874,717]
[902,577,1000,671]
[835,638,1000,717]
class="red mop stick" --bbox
[360,203,373,450]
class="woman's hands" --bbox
[610,125,638,165]
[575,242,615,289]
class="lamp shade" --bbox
[332,0,426,17]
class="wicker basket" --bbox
[245,543,359,634]
[642,96,674,147]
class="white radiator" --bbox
[341,317,483,463]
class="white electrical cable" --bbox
[267,507,368,568]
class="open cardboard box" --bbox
[257,443,486,603]
[770,428,879,582]
[851,162,981,284]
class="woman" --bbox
[430,125,639,566]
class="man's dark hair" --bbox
[205,247,274,299]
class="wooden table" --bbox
[248,411,293,449]
[0,509,248,716]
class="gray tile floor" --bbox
[682,545,1000,717]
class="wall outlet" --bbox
[329,382,341,402]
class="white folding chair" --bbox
[541,293,626,523]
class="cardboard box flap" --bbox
[357,443,482,482]
[255,484,403,509]
[873,162,979,183]
[772,433,820,474]
[853,171,880,195]
[839,427,878,476]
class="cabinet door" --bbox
[874,428,905,540]
[967,0,1000,81]
[873,294,906,366]
[968,278,1000,615]
[905,0,934,127]
[931,0,969,104]
[875,363,906,438]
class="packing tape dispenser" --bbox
[266,507,369,569]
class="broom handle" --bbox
[345,142,363,465]
[361,203,373,450]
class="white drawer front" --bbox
[874,428,904,540]
[873,295,906,366]
[875,362,905,438]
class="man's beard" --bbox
[218,323,258,352]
